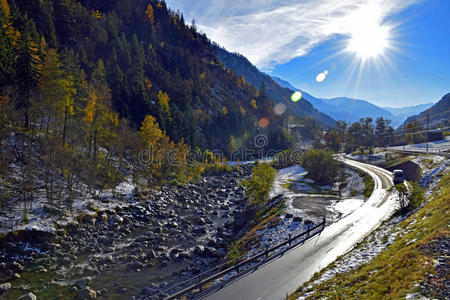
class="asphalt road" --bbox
[205,158,395,300]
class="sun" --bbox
[347,24,390,59]
[345,5,391,59]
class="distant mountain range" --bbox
[215,46,437,128]
[383,103,434,120]
[402,93,450,129]
[272,77,434,127]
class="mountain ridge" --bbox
[402,93,450,129]
[215,47,336,127]
[272,76,436,126]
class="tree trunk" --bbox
[62,107,68,145]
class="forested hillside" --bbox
[0,0,300,157]
[216,47,335,127]
[403,93,450,129]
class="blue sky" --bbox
[165,0,450,108]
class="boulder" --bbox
[193,245,205,256]
[75,277,92,289]
[146,250,157,259]
[193,227,207,235]
[166,222,178,229]
[0,283,11,294]
[304,219,314,225]
[12,261,24,272]
[178,252,190,259]
[215,248,227,257]
[17,292,37,300]
[78,287,96,299]
[204,246,217,257]
[293,216,302,222]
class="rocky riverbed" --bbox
[0,166,252,299]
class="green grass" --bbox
[288,169,450,300]
[226,200,285,259]
[354,168,375,198]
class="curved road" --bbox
[205,158,395,300]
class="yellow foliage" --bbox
[156,2,163,8]
[112,113,119,127]
[84,90,97,124]
[60,76,76,116]
[0,0,10,17]
[140,115,163,147]
[157,90,170,115]
[201,72,205,80]
[40,36,47,55]
[145,78,152,90]
[91,10,102,19]
[240,106,246,116]
[145,4,154,24]
[250,99,258,109]
[222,106,228,116]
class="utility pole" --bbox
[426,113,430,153]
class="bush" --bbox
[273,149,303,169]
[243,163,276,205]
[358,146,365,155]
[302,149,339,184]
[226,241,242,263]
[389,182,424,213]
[362,173,375,198]
[408,182,425,210]
[389,184,409,211]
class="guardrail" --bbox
[384,147,450,158]
[151,217,326,300]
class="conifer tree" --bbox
[15,23,42,130]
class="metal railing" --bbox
[150,218,326,300]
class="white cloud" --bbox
[166,0,419,70]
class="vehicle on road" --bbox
[393,169,405,184]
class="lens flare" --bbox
[258,117,269,128]
[273,103,286,116]
[316,70,328,82]
[291,91,302,102]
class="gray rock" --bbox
[126,261,144,271]
[17,292,37,300]
[178,251,190,259]
[12,261,24,271]
[110,215,123,224]
[166,222,178,229]
[204,246,217,257]
[293,216,302,222]
[215,248,227,257]
[60,258,72,266]
[193,227,207,235]
[75,277,92,289]
[193,245,205,256]
[146,250,157,259]
[194,217,206,225]
[285,213,293,218]
[78,287,96,299]
[0,283,11,294]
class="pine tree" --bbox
[15,24,42,130]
